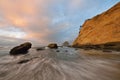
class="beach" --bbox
[0,47,120,80]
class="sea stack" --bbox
[73,2,120,51]
[10,42,32,55]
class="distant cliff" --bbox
[73,2,120,51]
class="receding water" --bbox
[0,47,10,57]
[0,47,120,80]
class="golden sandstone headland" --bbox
[73,2,120,51]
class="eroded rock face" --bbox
[10,42,32,55]
[73,2,120,49]
[48,43,58,49]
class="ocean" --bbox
[0,47,11,57]
[0,47,120,80]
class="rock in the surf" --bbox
[10,42,32,55]
[48,43,58,49]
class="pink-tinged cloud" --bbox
[0,0,57,44]
[0,0,78,45]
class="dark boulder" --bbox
[48,43,58,49]
[10,42,32,55]
[36,47,45,51]
[17,59,30,64]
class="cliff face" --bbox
[73,2,120,47]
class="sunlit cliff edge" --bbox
[73,2,120,51]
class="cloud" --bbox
[68,0,84,10]
[0,36,41,47]
[0,0,119,46]
[0,0,56,44]
[0,0,77,45]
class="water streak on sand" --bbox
[0,47,120,80]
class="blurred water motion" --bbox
[0,47,120,80]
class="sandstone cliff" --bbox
[73,2,120,50]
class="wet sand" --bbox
[0,47,120,80]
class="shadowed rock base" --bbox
[73,42,120,51]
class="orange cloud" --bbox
[0,0,53,36]
[0,0,81,45]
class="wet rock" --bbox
[102,50,112,52]
[10,42,32,55]
[36,47,45,51]
[56,50,60,52]
[48,43,58,49]
[18,59,30,64]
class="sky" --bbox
[0,0,119,47]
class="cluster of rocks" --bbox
[9,42,59,56]
[36,43,58,51]
[36,47,45,51]
[9,41,73,56]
